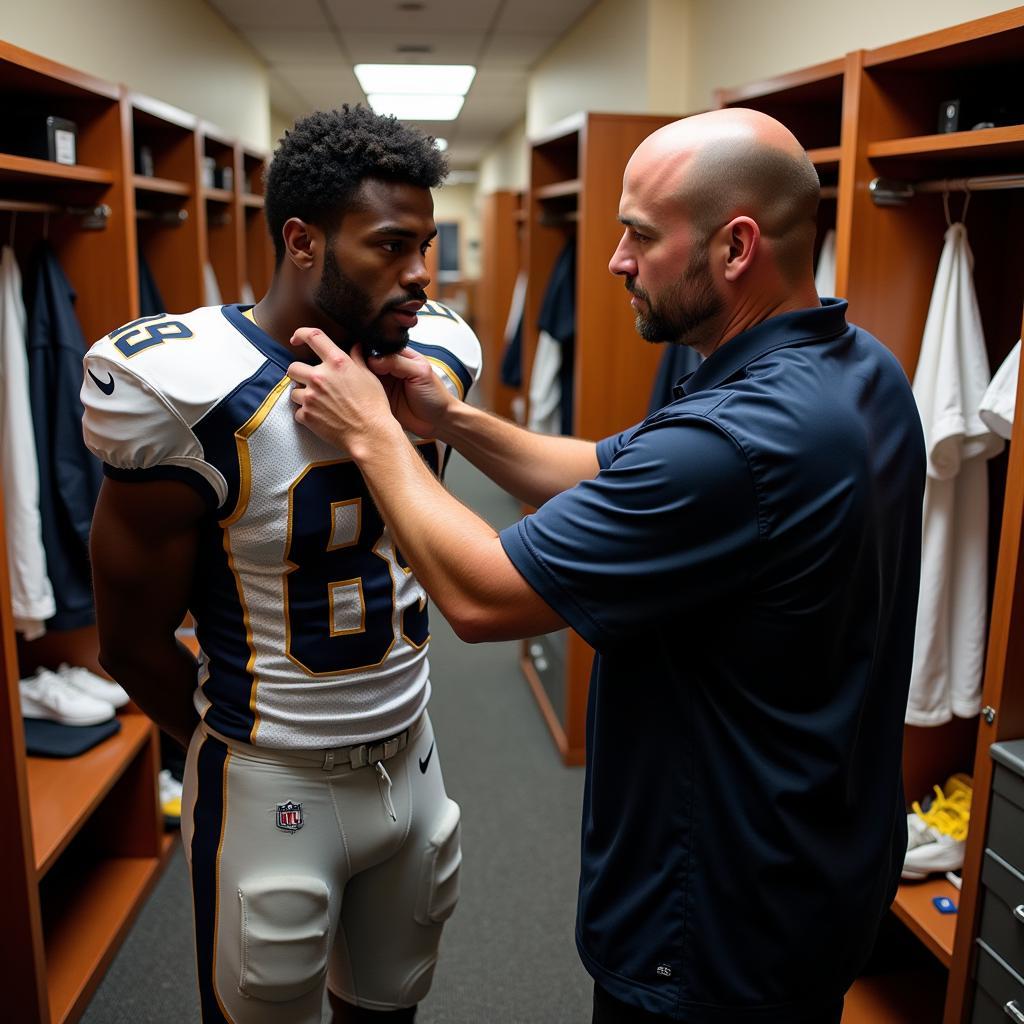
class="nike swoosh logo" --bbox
[419,741,435,774]
[88,369,115,395]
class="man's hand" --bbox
[288,328,403,455]
[368,347,456,439]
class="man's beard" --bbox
[628,246,723,346]
[314,248,425,356]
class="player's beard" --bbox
[314,248,423,356]
[628,244,723,347]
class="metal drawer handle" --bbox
[1014,904,1024,926]
[1005,1000,1024,1022]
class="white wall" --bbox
[527,0,651,137]
[688,0,1016,111]
[2,0,270,150]
[521,0,1017,147]
[478,119,528,196]
[432,182,481,280]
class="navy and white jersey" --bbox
[82,303,480,749]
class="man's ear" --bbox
[722,216,760,283]
[282,218,319,271]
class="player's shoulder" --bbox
[88,306,228,362]
[85,305,267,414]
[408,300,482,383]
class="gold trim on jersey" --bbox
[425,356,465,400]
[327,499,361,551]
[328,578,367,637]
[219,372,293,743]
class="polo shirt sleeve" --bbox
[500,417,759,649]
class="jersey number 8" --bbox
[284,444,440,675]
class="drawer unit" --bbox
[971,941,1024,1024]
[989,741,1024,872]
[979,851,1024,978]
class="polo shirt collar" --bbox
[674,298,849,398]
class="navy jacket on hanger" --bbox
[25,242,103,629]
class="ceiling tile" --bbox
[323,0,501,33]
[479,34,558,68]
[240,29,348,64]
[494,0,597,33]
[207,0,329,31]
[340,31,484,64]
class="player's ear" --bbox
[282,218,317,271]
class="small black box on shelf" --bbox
[937,99,961,134]
[6,114,78,164]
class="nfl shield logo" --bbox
[276,800,303,833]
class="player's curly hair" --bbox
[264,104,449,265]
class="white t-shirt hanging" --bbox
[0,246,56,637]
[203,262,222,306]
[907,222,1003,726]
[527,329,562,435]
[814,228,836,297]
[979,339,1020,441]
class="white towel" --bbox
[814,228,836,297]
[979,339,1020,441]
[527,330,562,435]
[0,246,56,637]
[204,262,223,306]
[906,223,1003,726]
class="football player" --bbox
[83,106,480,1024]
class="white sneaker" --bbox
[57,662,130,709]
[19,668,115,726]
[902,784,972,880]
[159,769,183,827]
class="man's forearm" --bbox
[436,401,599,507]
[99,637,200,748]
[351,422,561,641]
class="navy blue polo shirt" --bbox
[500,300,926,1022]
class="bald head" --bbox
[627,109,820,283]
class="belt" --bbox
[320,728,410,772]
[199,713,424,773]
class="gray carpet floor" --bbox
[81,453,591,1024]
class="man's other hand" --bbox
[368,347,456,439]
[288,329,402,456]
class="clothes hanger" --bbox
[942,179,971,227]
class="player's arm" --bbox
[91,478,205,748]
[374,345,599,507]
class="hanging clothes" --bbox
[906,222,1003,726]
[25,243,103,630]
[527,330,563,434]
[979,339,1020,441]
[137,249,166,317]
[0,246,55,638]
[528,239,576,434]
[814,228,837,297]
[648,344,701,415]
[203,262,222,305]
[499,269,527,389]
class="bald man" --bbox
[287,110,926,1024]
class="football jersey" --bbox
[82,303,481,749]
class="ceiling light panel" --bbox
[355,64,476,95]
[367,93,465,120]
